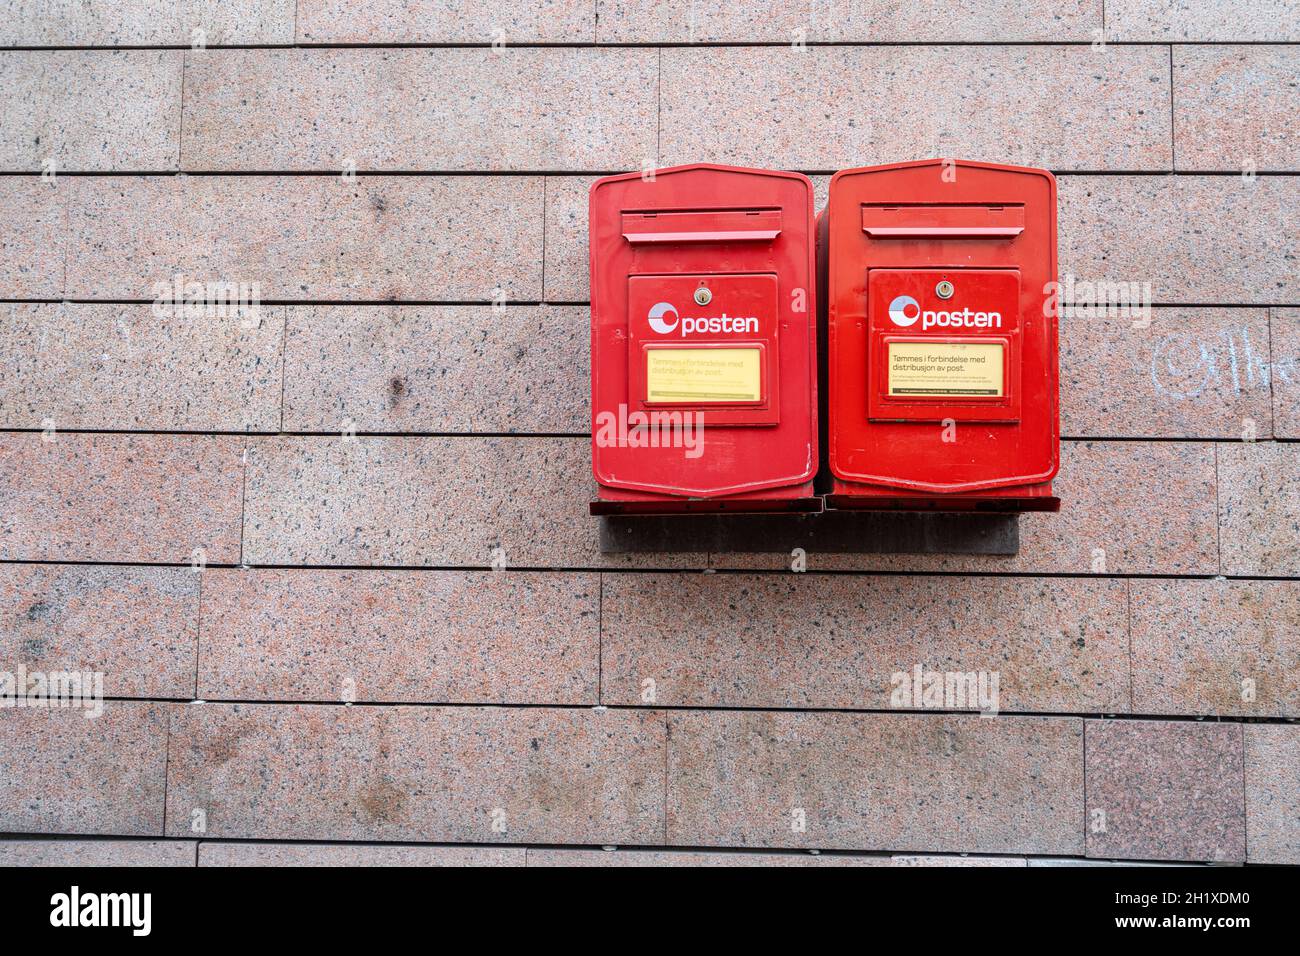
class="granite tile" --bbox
[1027,856,1183,866]
[1244,725,1300,865]
[181,48,656,171]
[281,305,587,433]
[1060,308,1272,438]
[0,434,245,564]
[0,702,170,836]
[597,0,1100,41]
[297,0,594,42]
[1217,442,1300,576]
[602,573,1129,713]
[1059,176,1300,304]
[0,839,195,866]
[242,436,705,569]
[0,51,181,171]
[165,703,665,845]
[890,855,1027,866]
[1174,46,1300,172]
[1273,309,1300,439]
[0,0,296,45]
[0,303,284,432]
[1131,579,1299,718]
[0,178,65,298]
[1106,0,1300,41]
[65,175,543,301]
[527,848,887,866]
[660,45,1170,170]
[1085,719,1245,862]
[543,175,595,303]
[0,564,198,699]
[667,711,1084,854]
[199,569,599,704]
[199,841,524,866]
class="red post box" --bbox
[590,163,818,514]
[821,159,1060,511]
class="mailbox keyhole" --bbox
[694,287,713,306]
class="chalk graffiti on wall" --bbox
[1150,326,1275,399]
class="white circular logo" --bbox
[647,301,679,335]
[888,294,921,327]
[883,293,925,327]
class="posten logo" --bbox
[888,294,921,327]
[647,301,759,337]
[888,294,1003,331]
[647,301,680,334]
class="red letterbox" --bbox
[821,159,1060,511]
[590,164,818,514]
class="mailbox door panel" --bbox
[590,164,817,501]
[826,160,1058,495]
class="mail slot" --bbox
[821,159,1059,511]
[590,163,818,514]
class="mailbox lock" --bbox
[935,280,955,300]
[693,287,713,306]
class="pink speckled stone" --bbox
[165,703,665,845]
[1272,309,1300,439]
[199,569,598,704]
[65,175,543,300]
[0,0,296,45]
[1107,0,1300,40]
[181,48,656,171]
[241,436,588,567]
[667,711,1083,854]
[1085,719,1245,862]
[660,45,1169,170]
[1174,46,1300,172]
[543,175,594,303]
[241,436,705,569]
[890,855,1027,867]
[0,564,197,699]
[1060,176,1300,303]
[1131,579,1299,718]
[598,0,1099,41]
[199,841,524,866]
[297,0,593,42]
[527,848,888,866]
[0,179,65,298]
[0,839,194,866]
[1060,308,1272,438]
[0,434,245,564]
[1217,442,1300,576]
[969,439,1222,575]
[1244,725,1300,864]
[602,573,1129,712]
[0,702,170,836]
[0,304,284,432]
[281,305,588,433]
[0,51,181,171]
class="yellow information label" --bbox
[887,341,1004,397]
[646,348,761,403]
